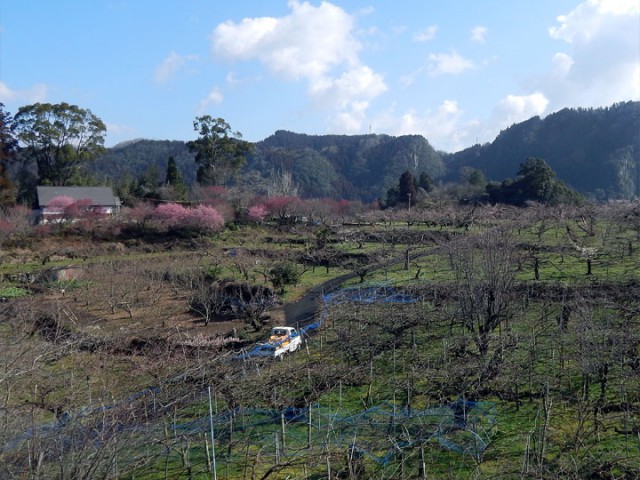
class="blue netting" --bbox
[9,283,496,467]
[323,284,419,306]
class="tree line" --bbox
[1,100,633,214]
[0,104,252,208]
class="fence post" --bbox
[208,386,217,480]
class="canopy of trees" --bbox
[13,102,106,186]
[249,131,445,201]
[444,101,640,200]
[186,116,253,187]
[2,101,638,207]
[87,102,638,204]
[385,170,433,207]
[0,103,18,206]
[486,157,584,205]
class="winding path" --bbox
[284,246,432,327]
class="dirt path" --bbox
[284,271,355,327]
[284,246,432,327]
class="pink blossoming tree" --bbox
[183,205,225,232]
[247,204,268,223]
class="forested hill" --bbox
[92,101,639,202]
[248,131,445,201]
[442,101,640,200]
[91,139,197,186]
[94,132,446,202]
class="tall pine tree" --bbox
[164,156,186,199]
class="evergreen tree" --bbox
[165,156,181,186]
[385,185,400,208]
[135,164,162,200]
[187,116,253,186]
[13,102,106,186]
[418,171,434,192]
[163,156,187,200]
[486,157,583,205]
[517,157,555,202]
[466,169,486,187]
[0,103,18,206]
[398,170,417,206]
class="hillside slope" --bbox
[248,130,446,201]
[443,101,640,200]
[91,101,640,201]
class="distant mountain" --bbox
[91,101,640,202]
[91,139,196,186]
[92,132,446,203]
[442,101,640,200]
[248,131,445,201]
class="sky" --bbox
[0,0,638,153]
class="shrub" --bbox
[0,219,15,239]
[268,262,301,293]
[2,205,33,238]
[247,204,268,223]
[183,205,225,232]
[155,203,189,227]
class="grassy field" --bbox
[0,205,639,479]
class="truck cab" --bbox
[254,326,302,358]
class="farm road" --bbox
[284,246,432,327]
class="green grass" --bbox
[3,214,640,478]
[0,286,29,298]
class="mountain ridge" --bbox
[92,101,640,201]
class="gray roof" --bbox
[36,186,120,207]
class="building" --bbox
[35,186,121,223]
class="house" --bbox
[35,186,121,223]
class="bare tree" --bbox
[445,228,519,357]
[267,169,299,197]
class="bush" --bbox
[268,262,301,293]
[154,203,189,227]
[183,205,225,232]
[247,204,268,223]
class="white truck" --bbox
[252,326,302,359]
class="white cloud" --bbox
[543,0,640,106]
[333,100,370,133]
[428,51,475,76]
[549,0,639,44]
[210,0,387,130]
[224,72,263,87]
[374,100,480,152]
[318,65,387,106]
[324,66,387,132]
[399,67,425,88]
[0,82,48,104]
[197,87,224,114]
[154,51,199,83]
[551,52,574,78]
[103,122,139,147]
[211,1,360,83]
[413,25,438,43]
[380,94,547,152]
[358,6,375,16]
[470,26,487,43]
[105,122,136,137]
[493,93,549,127]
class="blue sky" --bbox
[1,0,638,152]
